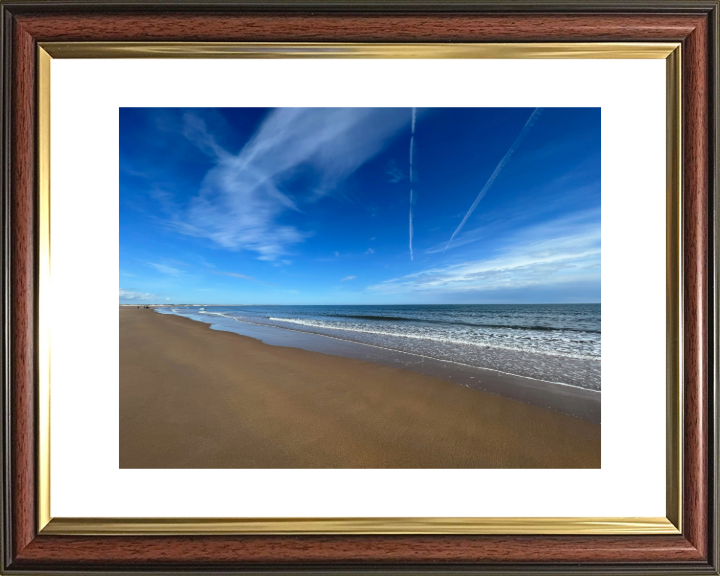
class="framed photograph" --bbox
[1,1,717,574]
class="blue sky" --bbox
[120,107,600,305]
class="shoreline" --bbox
[120,307,600,468]
[158,308,601,424]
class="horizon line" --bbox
[120,302,602,307]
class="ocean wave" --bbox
[266,316,600,361]
[198,311,234,318]
[159,306,601,390]
[319,313,600,334]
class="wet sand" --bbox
[165,309,601,424]
[120,308,601,468]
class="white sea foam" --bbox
[163,304,601,390]
[266,316,599,361]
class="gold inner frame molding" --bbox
[36,41,682,536]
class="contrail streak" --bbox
[445,108,543,251]
[409,107,417,260]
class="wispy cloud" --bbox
[121,164,154,179]
[371,213,599,295]
[428,167,599,256]
[446,108,543,251]
[195,254,217,269]
[147,262,183,276]
[211,270,276,286]
[119,288,162,301]
[365,248,375,255]
[182,114,229,159]
[148,188,181,217]
[214,271,254,280]
[426,215,524,255]
[169,109,408,260]
[386,160,405,183]
[341,275,356,281]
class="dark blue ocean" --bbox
[160,304,600,391]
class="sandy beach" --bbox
[120,308,601,468]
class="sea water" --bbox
[160,304,600,391]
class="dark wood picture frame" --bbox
[1,1,718,573]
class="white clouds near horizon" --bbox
[119,288,162,301]
[370,213,600,296]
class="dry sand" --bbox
[120,308,600,468]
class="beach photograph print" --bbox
[119,107,601,469]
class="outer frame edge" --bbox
[0,2,13,574]
[0,3,713,574]
[0,0,719,14]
